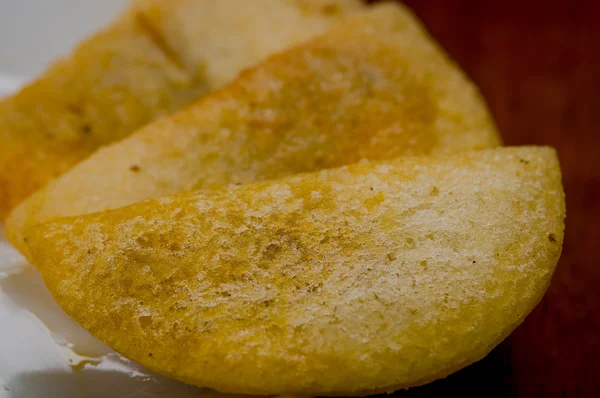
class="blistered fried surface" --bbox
[26,147,564,395]
[0,0,363,219]
[7,3,500,255]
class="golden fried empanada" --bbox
[25,147,564,396]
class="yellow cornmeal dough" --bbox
[7,3,500,257]
[26,147,564,396]
[0,0,365,218]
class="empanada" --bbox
[25,147,564,396]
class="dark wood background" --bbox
[368,0,599,397]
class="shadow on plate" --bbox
[5,369,205,398]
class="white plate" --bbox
[0,0,129,77]
[0,2,217,396]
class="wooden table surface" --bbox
[372,1,599,397]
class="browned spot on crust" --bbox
[135,12,185,72]
[321,4,340,15]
